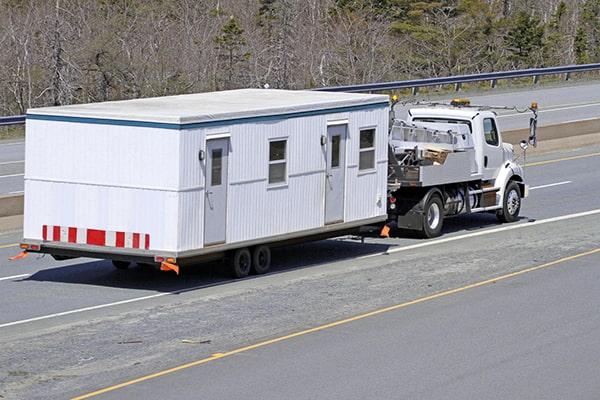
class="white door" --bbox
[204,138,229,245]
[325,124,347,224]
[482,117,504,180]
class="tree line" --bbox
[1,0,599,115]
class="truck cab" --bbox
[386,101,533,238]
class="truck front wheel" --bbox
[497,181,521,223]
[420,194,444,238]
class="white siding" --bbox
[23,119,181,251]
[23,103,389,254]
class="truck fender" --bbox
[396,187,443,230]
[494,161,525,206]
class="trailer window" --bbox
[331,135,341,168]
[359,128,375,170]
[269,140,287,184]
[211,149,222,186]
[483,118,499,146]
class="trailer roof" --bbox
[27,89,389,128]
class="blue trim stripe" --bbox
[26,101,389,130]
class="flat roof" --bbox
[27,89,389,127]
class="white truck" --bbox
[384,98,537,238]
[17,92,536,276]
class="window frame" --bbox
[358,127,376,172]
[268,138,288,186]
[483,118,500,147]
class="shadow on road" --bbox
[23,239,391,292]
[22,213,526,292]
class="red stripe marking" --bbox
[144,234,150,250]
[68,227,77,243]
[53,226,61,241]
[116,232,125,248]
[42,225,47,241]
[87,229,106,246]
[132,233,140,249]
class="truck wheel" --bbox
[420,194,444,238]
[112,260,130,270]
[497,181,521,223]
[251,245,271,275]
[229,248,252,278]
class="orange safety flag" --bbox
[9,251,29,261]
[380,224,391,238]
[160,261,180,275]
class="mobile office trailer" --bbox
[21,89,390,276]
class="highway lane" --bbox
[0,147,598,399]
[96,249,600,400]
[395,80,600,131]
[0,139,25,194]
[0,147,598,326]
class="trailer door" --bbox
[325,124,347,224]
[204,138,229,245]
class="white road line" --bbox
[498,102,600,118]
[0,173,24,179]
[0,160,24,165]
[530,181,572,190]
[0,273,30,282]
[8,190,23,194]
[2,208,600,330]
[0,141,24,147]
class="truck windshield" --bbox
[412,118,472,133]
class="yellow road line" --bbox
[0,243,17,249]
[525,151,600,167]
[72,247,600,400]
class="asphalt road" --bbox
[0,146,598,399]
[2,80,600,195]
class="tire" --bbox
[497,181,521,223]
[229,248,252,278]
[251,245,271,275]
[420,194,444,238]
[112,260,130,270]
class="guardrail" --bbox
[315,63,600,93]
[1,63,600,126]
[0,115,25,127]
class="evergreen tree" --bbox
[504,11,545,68]
[214,16,249,90]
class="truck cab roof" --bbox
[409,107,493,120]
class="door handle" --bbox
[484,156,488,168]
[206,190,213,195]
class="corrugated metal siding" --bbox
[25,119,180,190]
[23,180,179,251]
[24,119,181,251]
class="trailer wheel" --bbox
[112,260,130,270]
[420,194,444,238]
[251,245,271,275]
[497,181,521,223]
[229,248,252,278]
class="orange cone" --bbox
[160,261,180,275]
[9,251,29,261]
[380,225,391,238]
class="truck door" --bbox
[204,138,229,245]
[481,117,504,180]
[325,124,347,224]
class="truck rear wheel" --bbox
[229,248,252,278]
[112,260,130,270]
[497,181,521,223]
[251,245,271,275]
[420,194,444,238]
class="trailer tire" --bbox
[229,248,252,278]
[112,260,130,270]
[251,245,271,275]
[497,181,521,223]
[420,194,444,238]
